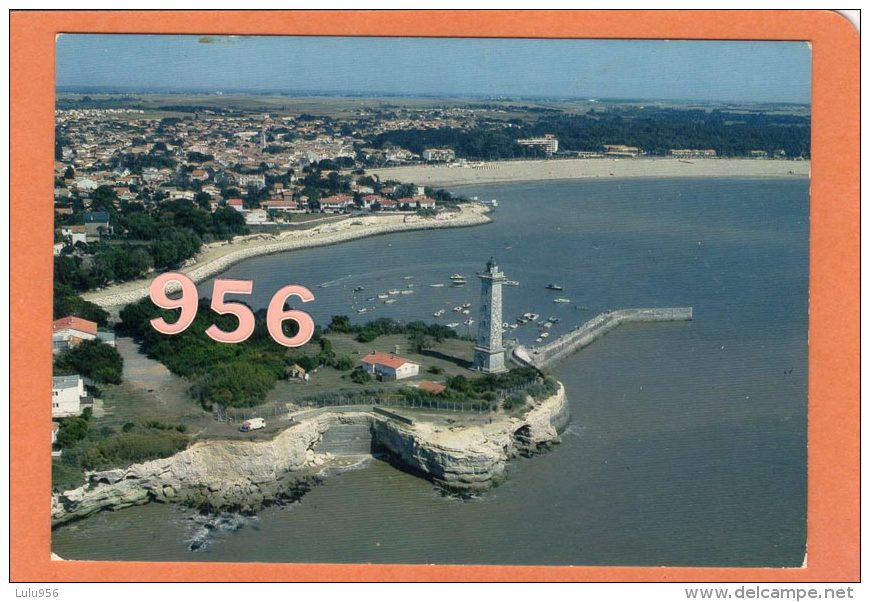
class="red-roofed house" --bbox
[260,199,303,213]
[361,194,383,209]
[320,194,354,213]
[361,352,420,381]
[52,316,98,354]
[413,195,436,209]
[227,198,245,212]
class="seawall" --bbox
[51,385,568,526]
[513,307,693,369]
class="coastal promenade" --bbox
[371,157,809,188]
[513,307,694,370]
[82,203,491,309]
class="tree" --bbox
[54,340,123,384]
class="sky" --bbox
[56,35,811,104]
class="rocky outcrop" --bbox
[372,383,569,492]
[51,412,367,526]
[51,386,569,525]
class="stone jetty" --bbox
[513,307,693,369]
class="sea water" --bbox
[52,178,808,566]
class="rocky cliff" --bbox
[372,383,569,491]
[52,386,569,525]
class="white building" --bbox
[361,352,420,381]
[517,134,559,155]
[52,375,85,418]
[237,173,266,190]
[245,208,270,225]
[422,148,456,162]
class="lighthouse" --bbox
[473,257,507,373]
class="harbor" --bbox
[53,177,808,566]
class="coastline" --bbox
[82,202,491,309]
[51,383,569,527]
[369,157,809,188]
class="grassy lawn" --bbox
[94,333,478,440]
[94,337,214,433]
[266,333,477,405]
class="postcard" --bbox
[9,10,860,583]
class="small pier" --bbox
[512,307,693,369]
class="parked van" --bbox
[239,418,266,432]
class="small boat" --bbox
[450,274,466,282]
[462,302,472,308]
[403,276,414,280]
[540,332,550,338]
[542,322,553,328]
[429,283,445,288]
[401,289,414,295]
[453,306,463,312]
[434,309,446,317]
[357,308,367,314]
[553,298,571,304]
[535,337,543,343]
[517,318,528,325]
[383,298,397,304]
[446,322,460,328]
[548,317,560,323]
[461,309,471,315]
[377,293,389,300]
[502,322,510,328]
[503,280,520,286]
[509,324,518,329]
[545,283,564,291]
[464,318,475,325]
[388,289,400,295]
[528,313,540,320]
[353,286,365,292]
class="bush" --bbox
[78,430,189,470]
[54,339,123,384]
[333,355,355,371]
[350,367,371,384]
[55,416,89,448]
[503,393,527,411]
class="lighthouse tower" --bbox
[473,257,507,373]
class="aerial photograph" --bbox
[50,35,810,566]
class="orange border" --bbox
[10,10,859,582]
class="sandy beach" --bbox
[83,203,491,309]
[370,157,809,188]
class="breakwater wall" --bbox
[83,203,491,309]
[513,307,693,369]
